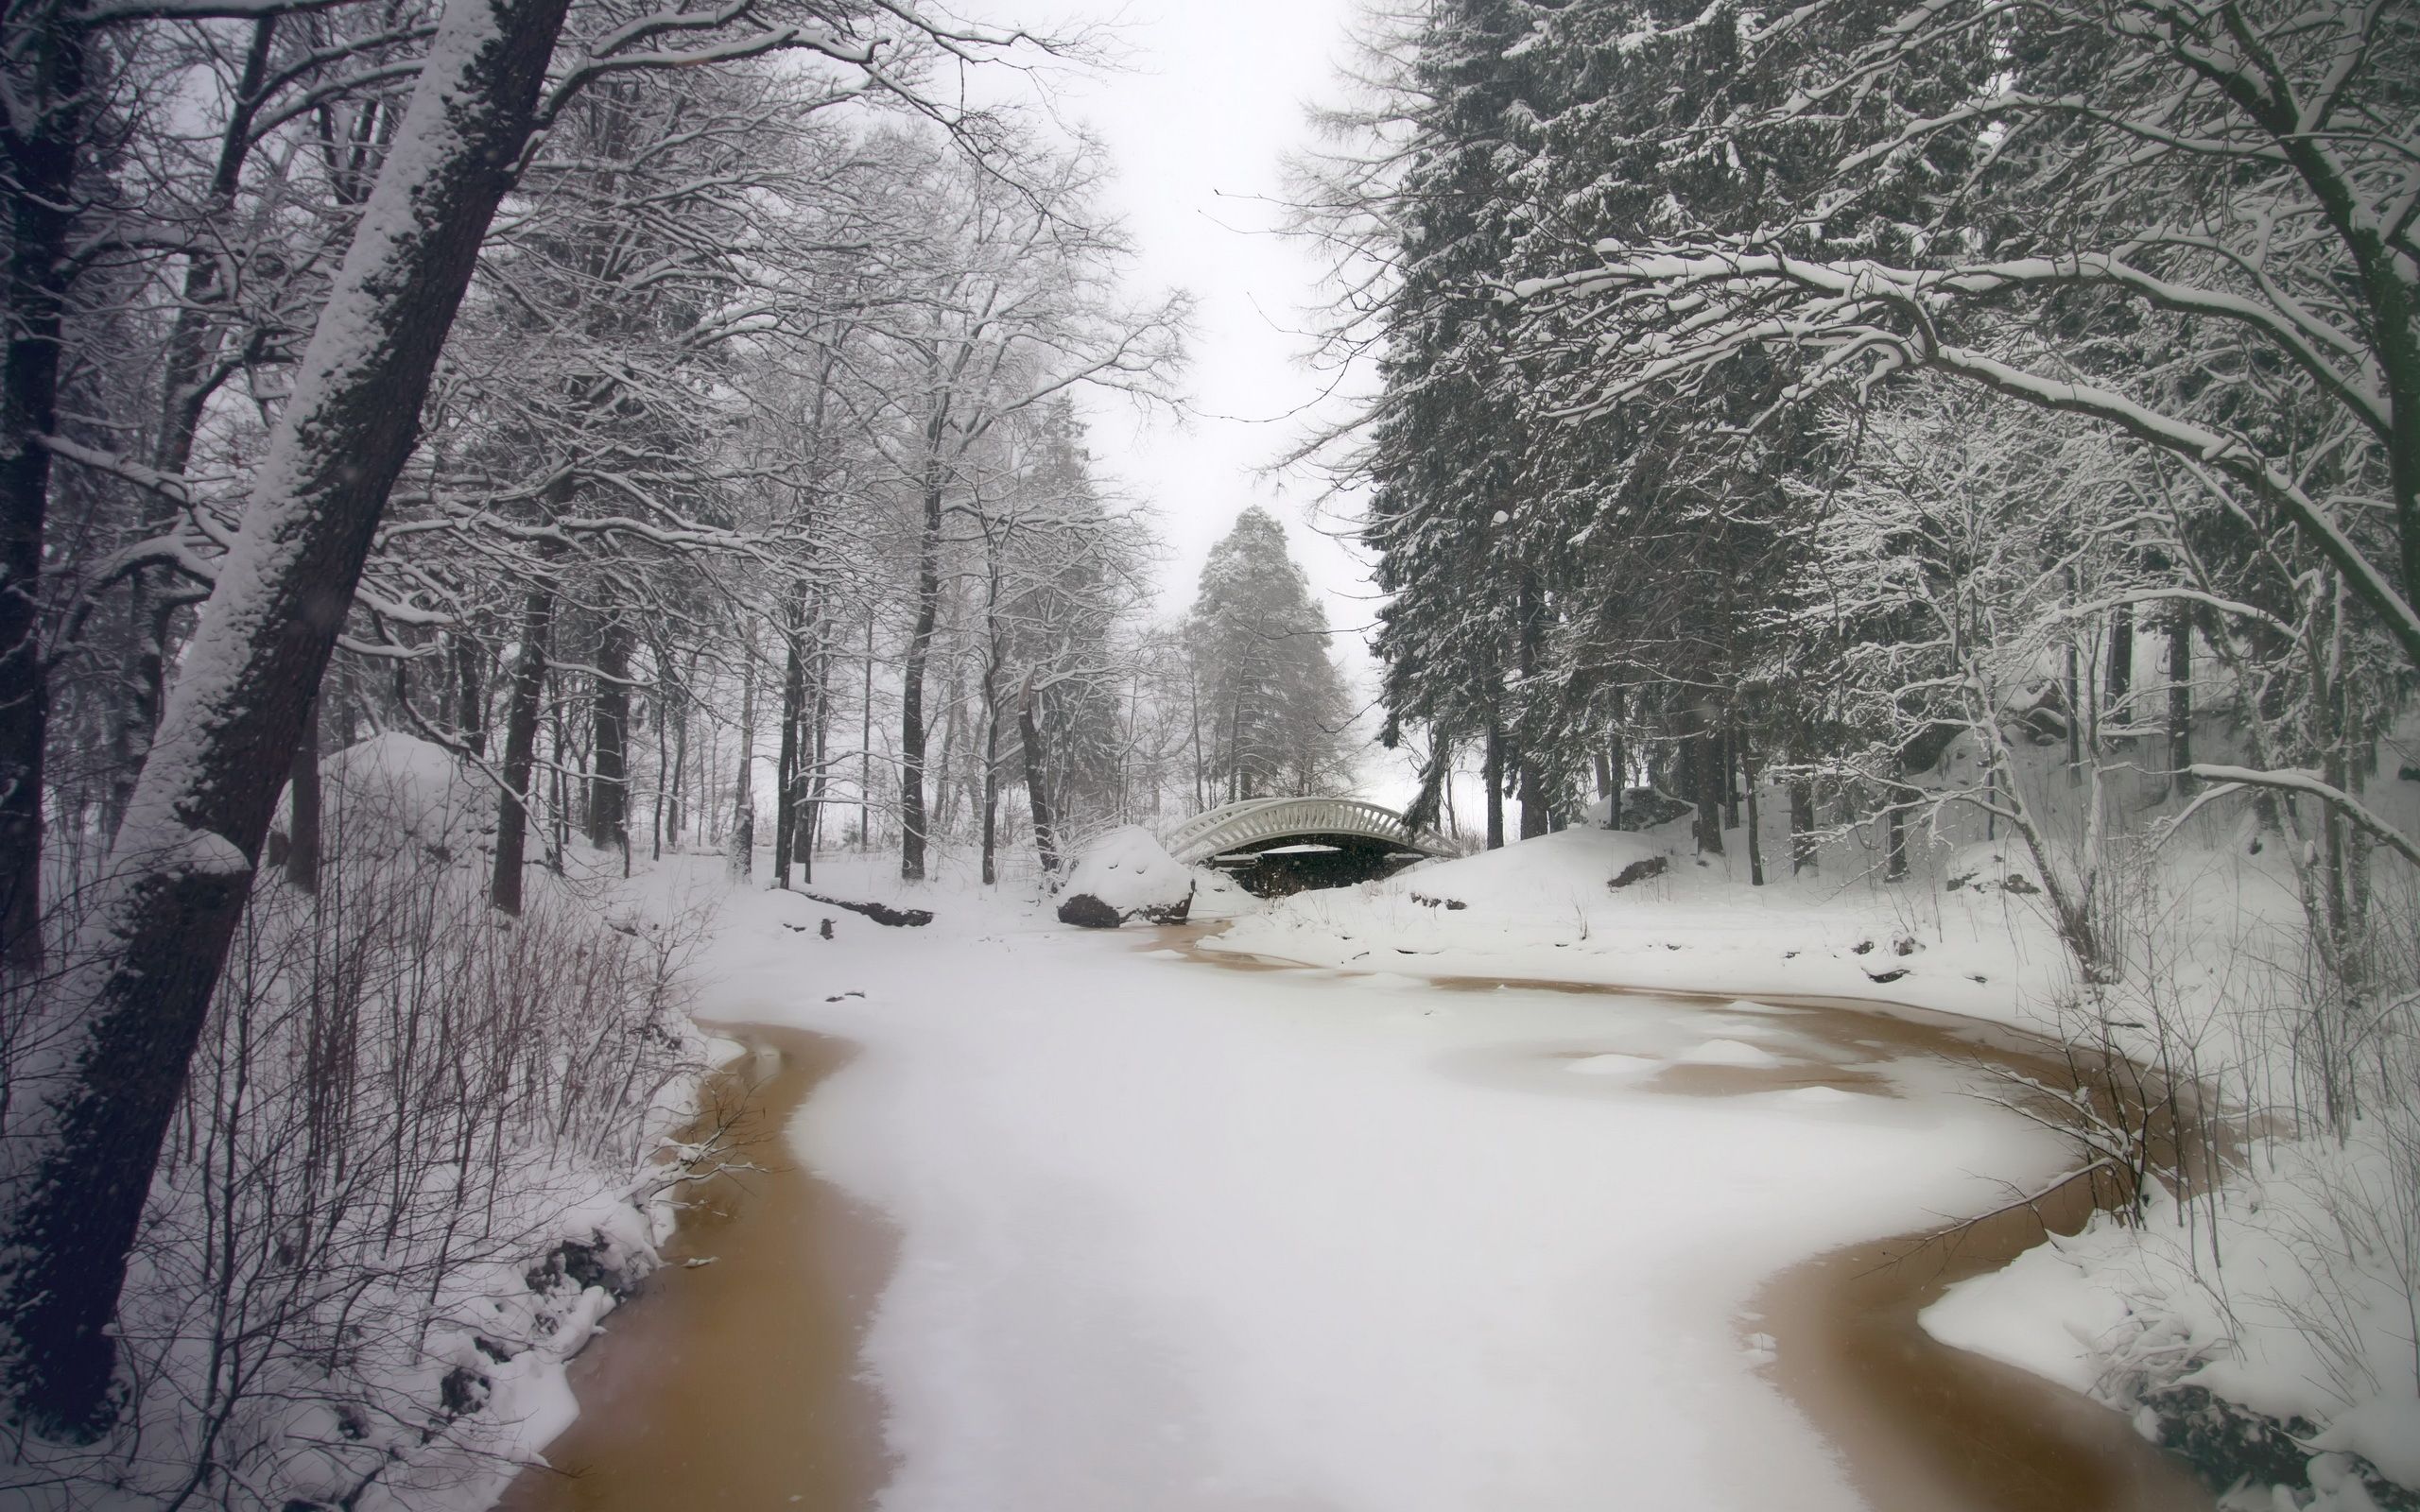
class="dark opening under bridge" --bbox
[1163,797,1447,895]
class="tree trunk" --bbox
[1789,778,1817,875]
[285,694,321,893]
[0,0,575,1431]
[0,2,87,978]
[111,18,281,834]
[453,625,487,757]
[1483,717,1506,850]
[1742,742,1764,886]
[800,609,829,884]
[1518,765,1550,839]
[859,607,874,849]
[979,692,1000,887]
[491,576,559,917]
[900,469,942,881]
[772,593,805,885]
[730,634,756,880]
[586,617,631,852]
[1721,729,1742,832]
[1691,721,1725,857]
[2106,600,2134,719]
[1020,673,1060,877]
[2168,604,2194,794]
[1606,729,1624,830]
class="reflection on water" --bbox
[495,1027,893,1512]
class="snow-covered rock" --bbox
[1057,826,1198,928]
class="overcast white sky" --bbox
[988,0,1390,710]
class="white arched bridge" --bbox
[1162,797,1446,893]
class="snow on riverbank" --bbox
[684,852,2080,1511]
[1211,824,2080,1029]
[1197,824,2417,1509]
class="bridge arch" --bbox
[1162,798,1445,893]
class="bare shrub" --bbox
[2,753,711,1509]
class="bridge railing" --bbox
[1162,796,1441,866]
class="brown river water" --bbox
[500,939,2214,1512]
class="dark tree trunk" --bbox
[586,618,631,852]
[1020,673,1061,877]
[1606,728,1624,830]
[1742,741,1764,886]
[1789,778,1818,875]
[899,468,942,881]
[729,640,755,879]
[1885,795,1910,882]
[772,594,805,885]
[491,576,559,917]
[0,3,85,977]
[1721,729,1742,832]
[285,694,321,893]
[454,627,487,757]
[2169,605,2194,794]
[800,612,828,885]
[1483,717,1506,850]
[1514,571,1548,839]
[979,694,999,887]
[1691,721,1725,857]
[112,19,280,831]
[2106,600,2134,718]
[2065,571,2083,766]
[0,0,575,1430]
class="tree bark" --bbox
[772,593,805,885]
[800,606,828,884]
[112,18,281,834]
[730,632,756,880]
[1789,778,1818,875]
[491,574,559,917]
[285,694,321,893]
[453,624,487,757]
[1742,741,1764,886]
[1482,717,1506,850]
[0,0,576,1432]
[586,617,631,852]
[2168,604,2194,795]
[1691,717,1725,858]
[2106,600,2134,718]
[0,0,86,977]
[899,465,942,881]
[1020,672,1060,877]
[1606,727,1624,830]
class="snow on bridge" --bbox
[1161,797,1445,867]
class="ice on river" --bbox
[700,867,2069,1512]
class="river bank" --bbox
[493,862,2220,1509]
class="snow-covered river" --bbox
[502,911,2212,1512]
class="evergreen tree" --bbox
[1186,507,1352,801]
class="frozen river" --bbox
[502,907,2210,1512]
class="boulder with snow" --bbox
[1057,826,1197,928]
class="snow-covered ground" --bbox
[674,850,2097,1511]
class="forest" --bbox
[0,0,1354,1502]
[2,0,2416,1505]
[1301,0,2418,1060]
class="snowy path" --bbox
[689,881,2158,1512]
